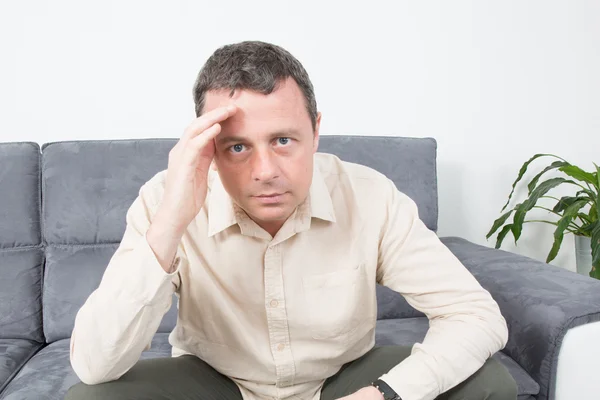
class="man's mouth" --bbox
[253,192,288,204]
[256,193,283,197]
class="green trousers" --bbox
[65,346,517,400]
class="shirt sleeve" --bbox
[376,179,508,400]
[69,180,182,385]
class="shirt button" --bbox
[277,343,285,351]
[270,299,279,307]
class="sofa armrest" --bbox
[440,237,600,400]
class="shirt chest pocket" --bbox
[301,264,370,341]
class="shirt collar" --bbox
[206,157,336,238]
[307,159,336,223]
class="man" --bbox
[66,41,517,400]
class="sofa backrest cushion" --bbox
[0,142,42,247]
[41,140,178,343]
[318,135,438,232]
[40,136,437,341]
[0,142,44,341]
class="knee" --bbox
[449,358,518,400]
[480,359,518,400]
[64,382,87,400]
[486,379,518,400]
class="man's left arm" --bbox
[372,179,508,400]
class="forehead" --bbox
[203,78,312,138]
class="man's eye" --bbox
[277,137,290,145]
[231,144,245,153]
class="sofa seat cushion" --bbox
[0,248,44,342]
[375,318,539,400]
[0,334,171,400]
[2,320,540,399]
[0,339,43,394]
[42,245,178,344]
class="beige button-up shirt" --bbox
[70,153,508,400]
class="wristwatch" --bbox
[371,379,402,400]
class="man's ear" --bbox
[313,112,321,154]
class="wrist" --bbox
[147,213,185,274]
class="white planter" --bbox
[574,235,593,276]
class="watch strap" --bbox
[371,379,402,400]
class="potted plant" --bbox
[487,154,600,278]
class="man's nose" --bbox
[251,149,279,182]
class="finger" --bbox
[183,123,222,163]
[182,105,237,142]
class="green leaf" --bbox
[575,189,596,201]
[577,212,593,225]
[591,206,598,223]
[588,205,598,222]
[579,222,595,236]
[559,165,597,185]
[596,163,600,216]
[546,235,564,263]
[495,224,513,249]
[594,162,600,191]
[528,161,569,194]
[547,199,588,263]
[590,221,600,278]
[487,209,515,239]
[553,196,585,213]
[512,177,573,242]
[501,154,561,212]
[593,220,600,265]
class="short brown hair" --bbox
[192,41,318,130]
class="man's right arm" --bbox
[69,179,182,385]
[69,104,238,385]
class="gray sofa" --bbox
[1,136,600,400]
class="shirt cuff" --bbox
[379,351,440,400]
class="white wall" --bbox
[1,0,598,271]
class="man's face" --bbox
[203,78,321,236]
